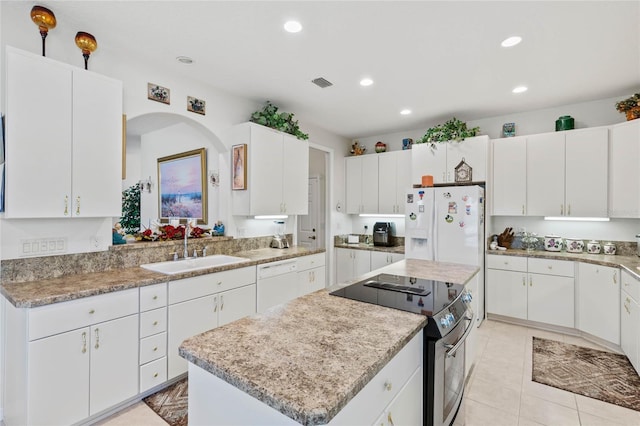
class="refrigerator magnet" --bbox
[462,195,469,202]
[448,202,457,213]
[465,204,471,215]
[445,214,454,223]
[407,194,414,203]
[459,221,465,228]
[409,212,417,220]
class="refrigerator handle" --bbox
[431,189,438,261]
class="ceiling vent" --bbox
[311,77,333,88]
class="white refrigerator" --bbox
[405,185,485,325]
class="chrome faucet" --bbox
[183,221,191,259]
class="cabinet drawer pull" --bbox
[94,328,100,349]
[548,265,553,270]
[522,277,526,286]
[154,373,158,378]
[153,295,158,300]
[568,204,571,216]
[529,277,533,287]
[153,321,158,326]
[89,309,95,314]
[522,205,525,215]
[383,380,392,391]
[560,204,564,215]
[217,281,222,286]
[76,196,81,215]
[613,273,618,284]
[388,412,395,426]
[153,346,158,352]
[220,295,224,310]
[64,195,69,216]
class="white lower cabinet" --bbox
[167,266,257,379]
[297,252,327,296]
[487,255,574,328]
[578,263,620,345]
[372,366,423,426]
[370,251,405,271]
[336,248,372,283]
[621,280,639,373]
[139,283,168,393]
[3,289,139,426]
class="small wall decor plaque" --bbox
[502,122,515,137]
[187,96,206,115]
[147,83,170,104]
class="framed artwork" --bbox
[147,83,170,104]
[187,96,206,115]
[157,148,207,224]
[232,144,247,190]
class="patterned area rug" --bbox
[532,337,640,412]
[143,378,188,426]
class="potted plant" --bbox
[415,117,480,149]
[120,184,141,235]
[250,101,309,140]
[615,93,640,121]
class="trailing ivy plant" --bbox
[120,184,141,235]
[250,101,309,140]
[415,117,480,149]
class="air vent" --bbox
[311,77,333,88]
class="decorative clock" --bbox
[454,158,472,183]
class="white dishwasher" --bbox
[256,259,298,313]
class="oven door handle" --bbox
[443,310,476,358]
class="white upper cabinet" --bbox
[411,136,488,185]
[378,150,411,214]
[565,127,608,217]
[526,132,566,216]
[491,137,527,216]
[345,155,379,214]
[526,127,608,217]
[609,120,640,218]
[5,47,123,218]
[231,123,309,216]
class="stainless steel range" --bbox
[330,273,475,426]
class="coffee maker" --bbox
[270,220,289,249]
[373,222,396,247]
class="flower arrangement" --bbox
[615,93,640,120]
[415,117,480,148]
[250,101,309,140]
[135,228,156,242]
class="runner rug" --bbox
[532,337,640,412]
[143,378,188,426]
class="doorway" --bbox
[297,147,328,252]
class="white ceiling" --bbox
[25,1,640,138]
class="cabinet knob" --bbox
[560,204,564,215]
[522,205,525,215]
[613,273,618,284]
[568,204,571,216]
[383,380,392,391]
[388,412,395,426]
[154,373,158,378]
[89,309,95,314]
[81,331,87,354]
[153,346,158,351]
[217,281,222,286]
[153,321,158,326]
[153,295,158,300]
[548,265,553,270]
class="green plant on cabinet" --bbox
[250,101,309,140]
[416,117,480,148]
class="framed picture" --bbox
[187,96,206,115]
[157,148,207,224]
[147,83,170,104]
[232,144,247,190]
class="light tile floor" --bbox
[96,319,640,426]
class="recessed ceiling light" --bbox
[176,56,193,64]
[284,20,302,33]
[512,85,528,94]
[501,36,522,48]
[360,78,373,87]
[400,109,412,115]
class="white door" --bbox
[218,284,256,327]
[28,328,90,426]
[298,176,321,250]
[378,152,398,214]
[621,292,639,372]
[446,136,488,183]
[282,133,309,214]
[578,263,620,344]
[486,269,527,319]
[89,314,139,415]
[168,295,218,379]
[527,132,565,216]
[492,137,527,215]
[412,143,447,184]
[609,120,640,218]
[527,274,574,328]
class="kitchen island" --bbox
[179,259,479,425]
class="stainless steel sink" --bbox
[141,255,250,275]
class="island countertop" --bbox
[179,258,480,425]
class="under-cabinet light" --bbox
[254,215,289,220]
[359,214,404,218]
[544,216,610,222]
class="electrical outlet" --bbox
[89,236,103,249]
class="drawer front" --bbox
[528,258,574,277]
[140,307,167,338]
[140,332,167,365]
[296,253,326,271]
[29,288,138,341]
[168,266,256,304]
[140,357,167,393]
[622,269,640,302]
[330,332,423,425]
[140,283,167,312]
[486,254,527,272]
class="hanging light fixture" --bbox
[30,5,57,56]
[74,31,97,70]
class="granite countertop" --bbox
[334,242,405,254]
[1,247,325,308]
[488,249,640,279]
[178,259,479,425]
